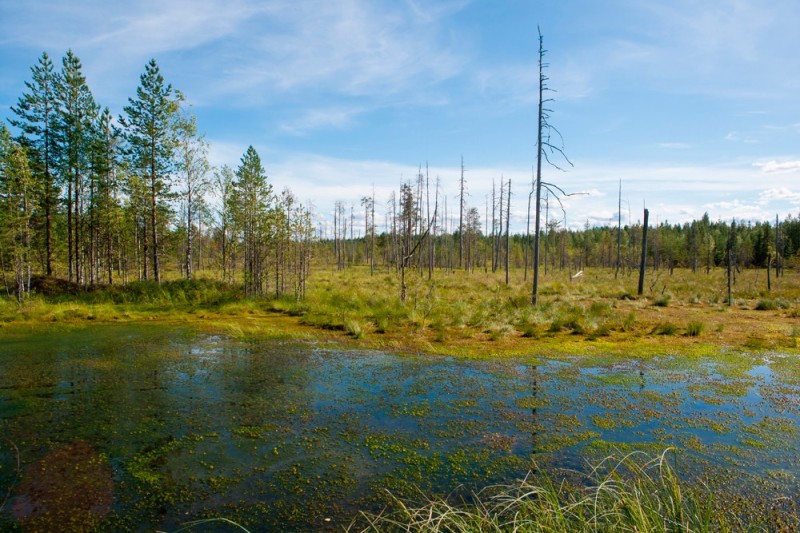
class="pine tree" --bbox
[10,52,60,276]
[120,59,182,283]
[90,107,122,284]
[234,146,272,296]
[56,50,98,284]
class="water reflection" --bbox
[0,325,798,531]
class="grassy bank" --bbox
[2,267,800,358]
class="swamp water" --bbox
[0,324,798,531]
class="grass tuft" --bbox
[685,321,704,337]
[345,319,364,339]
[653,294,671,307]
[652,322,678,336]
[349,451,789,532]
[755,299,789,311]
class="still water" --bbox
[1,325,798,531]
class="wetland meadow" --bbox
[1,267,799,531]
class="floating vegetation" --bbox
[0,324,798,531]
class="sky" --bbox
[1,0,799,234]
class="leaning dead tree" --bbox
[398,181,436,303]
[531,27,574,306]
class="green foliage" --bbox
[120,58,182,282]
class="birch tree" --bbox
[0,126,37,299]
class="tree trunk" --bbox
[637,208,649,296]
[531,33,545,305]
[150,154,160,283]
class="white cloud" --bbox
[211,0,464,102]
[279,106,366,136]
[725,131,759,144]
[1,0,467,110]
[759,187,800,204]
[756,160,800,173]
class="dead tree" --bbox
[637,208,649,296]
[531,27,574,305]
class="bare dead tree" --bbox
[458,156,466,270]
[637,208,649,296]
[505,178,511,286]
[616,179,622,278]
[532,27,575,305]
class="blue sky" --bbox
[1,0,799,233]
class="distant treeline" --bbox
[318,210,797,277]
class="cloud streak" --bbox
[756,160,800,173]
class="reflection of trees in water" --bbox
[530,364,539,456]
[13,440,113,533]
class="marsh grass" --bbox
[652,322,679,336]
[4,266,800,356]
[755,299,789,311]
[350,451,790,532]
[685,321,704,337]
[653,294,671,307]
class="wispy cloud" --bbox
[206,0,465,105]
[2,0,467,112]
[279,106,367,136]
[725,131,759,144]
[756,160,800,173]
[759,187,800,204]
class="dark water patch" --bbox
[0,324,798,531]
